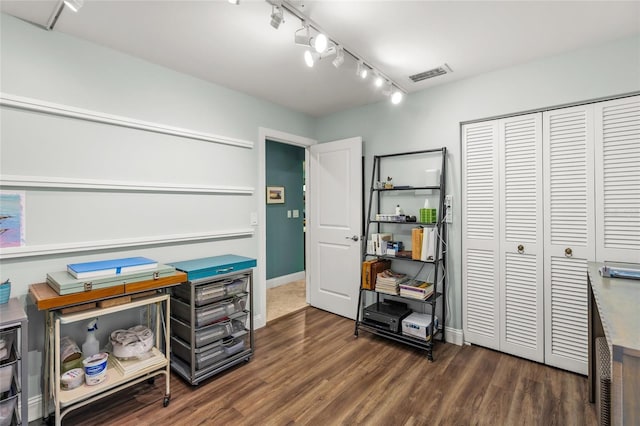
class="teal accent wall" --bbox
[266,140,305,279]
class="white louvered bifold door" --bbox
[594,95,640,263]
[543,105,595,375]
[498,113,544,362]
[462,121,500,350]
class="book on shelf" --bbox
[67,256,158,279]
[399,280,434,300]
[111,346,165,375]
[375,269,408,295]
[362,259,391,290]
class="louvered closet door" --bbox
[543,105,595,375]
[462,121,500,350]
[594,95,640,263]
[498,114,544,362]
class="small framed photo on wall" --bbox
[266,186,285,204]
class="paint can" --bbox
[82,352,108,385]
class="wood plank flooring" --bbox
[58,307,596,426]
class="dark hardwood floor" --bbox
[55,307,596,426]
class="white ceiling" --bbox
[1,1,639,117]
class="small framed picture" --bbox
[266,186,285,204]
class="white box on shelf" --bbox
[401,313,438,341]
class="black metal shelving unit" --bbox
[354,147,447,361]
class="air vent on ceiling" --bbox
[409,64,453,83]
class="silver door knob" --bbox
[345,235,359,241]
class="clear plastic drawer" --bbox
[171,317,233,348]
[173,276,249,306]
[171,295,246,328]
[171,337,226,370]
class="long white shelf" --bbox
[57,294,168,324]
[58,356,167,407]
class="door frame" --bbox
[257,127,317,329]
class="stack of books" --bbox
[110,347,166,376]
[375,270,408,295]
[399,280,434,300]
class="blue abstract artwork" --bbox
[0,191,25,248]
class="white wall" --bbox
[0,12,315,402]
[315,34,640,331]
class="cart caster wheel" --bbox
[163,396,170,407]
[147,377,155,385]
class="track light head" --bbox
[63,0,83,12]
[313,33,328,53]
[228,0,240,4]
[295,23,312,45]
[304,46,336,68]
[357,61,368,79]
[304,50,319,67]
[374,74,384,88]
[390,89,404,105]
[270,4,284,29]
[332,46,345,68]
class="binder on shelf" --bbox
[362,259,391,290]
[411,228,423,260]
[420,227,437,261]
[371,233,393,256]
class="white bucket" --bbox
[82,352,108,386]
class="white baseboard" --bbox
[444,326,463,346]
[28,394,42,422]
[266,271,305,289]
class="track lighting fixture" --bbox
[391,89,404,105]
[304,50,317,67]
[304,46,336,68]
[63,0,83,12]
[332,46,344,68]
[271,0,406,106]
[313,33,328,53]
[357,61,368,79]
[270,3,284,29]
[374,74,384,88]
[294,23,312,45]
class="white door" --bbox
[543,105,595,375]
[498,113,544,362]
[462,121,501,350]
[308,137,362,319]
[594,95,640,263]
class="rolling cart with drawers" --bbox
[168,255,256,385]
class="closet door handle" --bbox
[565,247,573,257]
[346,235,360,242]
[517,244,524,254]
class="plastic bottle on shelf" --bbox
[395,205,403,215]
[82,318,99,358]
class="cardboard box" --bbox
[401,312,438,341]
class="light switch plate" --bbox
[287,210,292,218]
[250,212,258,225]
[293,210,299,218]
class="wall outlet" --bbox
[444,194,453,223]
[250,212,258,225]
